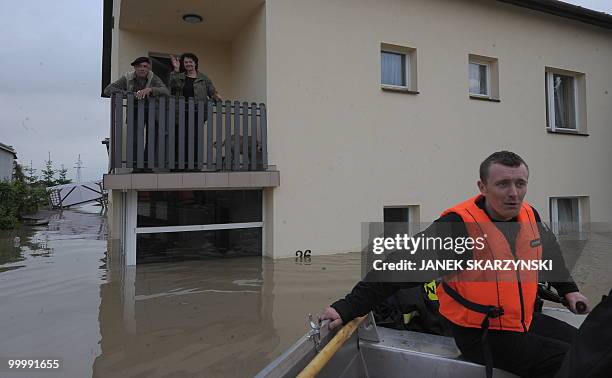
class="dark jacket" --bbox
[331,197,579,325]
[169,71,219,101]
[103,71,169,97]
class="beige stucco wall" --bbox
[114,29,233,98]
[231,4,267,103]
[265,0,612,257]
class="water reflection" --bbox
[94,258,273,377]
[0,205,108,378]
[93,246,362,377]
[0,221,51,265]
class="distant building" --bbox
[0,143,17,182]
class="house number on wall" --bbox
[295,250,312,264]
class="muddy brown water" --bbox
[0,206,610,378]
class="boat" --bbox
[256,306,585,378]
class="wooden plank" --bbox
[206,101,214,170]
[225,100,232,170]
[242,101,249,170]
[113,94,123,169]
[250,102,258,170]
[168,97,175,170]
[187,97,195,170]
[197,100,205,170]
[178,97,185,170]
[215,100,223,170]
[136,99,145,169]
[233,101,241,170]
[147,97,155,169]
[126,94,134,168]
[158,96,166,168]
[260,103,268,170]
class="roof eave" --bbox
[497,0,612,30]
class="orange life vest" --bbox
[437,195,542,332]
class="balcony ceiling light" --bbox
[182,14,203,24]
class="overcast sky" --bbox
[0,0,611,183]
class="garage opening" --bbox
[135,190,262,263]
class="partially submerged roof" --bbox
[497,0,612,29]
[0,142,17,158]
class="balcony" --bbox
[104,94,278,191]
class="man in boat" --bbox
[322,151,590,378]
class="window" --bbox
[545,68,586,133]
[550,197,588,236]
[137,228,262,263]
[469,62,489,96]
[468,55,499,100]
[546,73,576,130]
[135,190,263,262]
[137,190,262,227]
[381,51,407,87]
[380,43,417,92]
[383,206,419,238]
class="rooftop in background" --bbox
[0,142,17,158]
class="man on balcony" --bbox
[105,57,169,170]
[103,56,169,98]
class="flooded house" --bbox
[0,142,17,182]
[101,0,612,265]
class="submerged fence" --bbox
[109,94,268,172]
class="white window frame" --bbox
[550,197,581,236]
[546,71,579,132]
[135,222,264,234]
[469,59,491,98]
[381,50,411,89]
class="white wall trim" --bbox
[135,222,264,234]
[124,190,138,266]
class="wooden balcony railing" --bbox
[109,94,267,172]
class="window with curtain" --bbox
[546,72,577,130]
[381,51,406,87]
[469,62,489,96]
[551,197,580,236]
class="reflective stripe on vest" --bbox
[437,194,542,332]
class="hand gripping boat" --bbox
[256,307,585,378]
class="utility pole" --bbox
[74,154,84,183]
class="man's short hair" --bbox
[479,151,529,182]
[131,56,150,66]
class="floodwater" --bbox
[0,205,361,377]
[0,206,611,378]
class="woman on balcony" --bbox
[169,53,222,169]
[169,53,222,103]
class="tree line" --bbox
[0,154,73,229]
